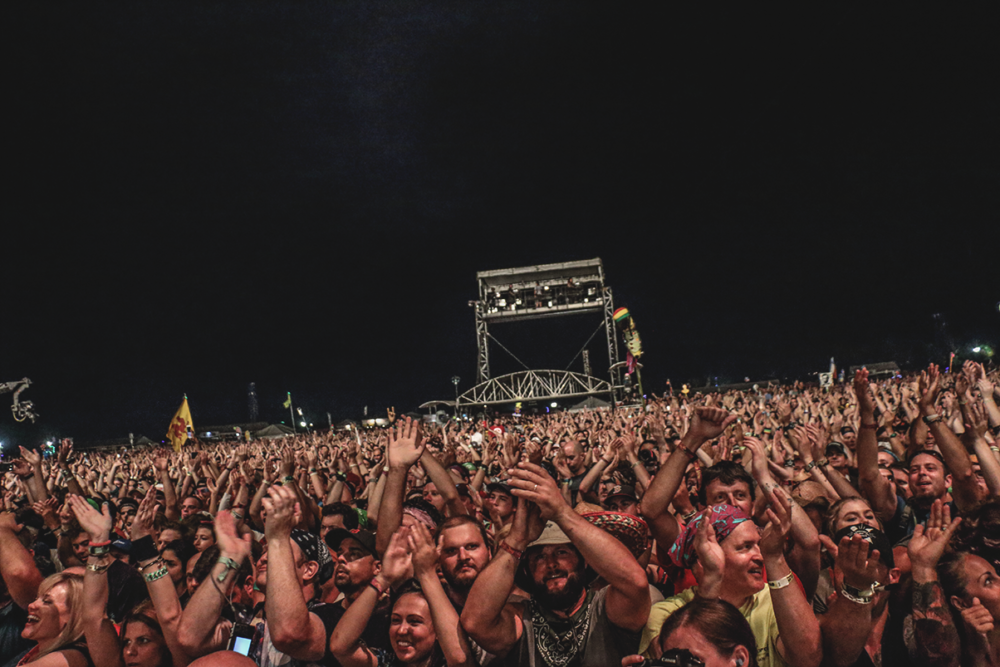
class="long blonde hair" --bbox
[31,572,86,661]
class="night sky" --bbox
[5,3,997,446]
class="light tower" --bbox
[248,383,259,422]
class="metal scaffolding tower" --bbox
[470,258,621,394]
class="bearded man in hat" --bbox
[461,461,650,667]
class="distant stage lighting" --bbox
[974,346,982,353]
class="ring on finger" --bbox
[533,483,538,492]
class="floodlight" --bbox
[974,346,982,353]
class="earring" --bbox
[736,660,744,667]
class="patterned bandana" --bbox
[529,589,595,667]
[670,504,753,569]
[290,529,335,584]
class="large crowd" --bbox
[1,360,999,667]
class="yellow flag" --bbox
[166,396,195,452]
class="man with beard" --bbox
[884,365,980,543]
[461,461,650,666]
[437,515,498,665]
[437,516,491,610]
[325,527,390,651]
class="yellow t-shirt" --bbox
[639,586,787,667]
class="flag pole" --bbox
[287,392,296,433]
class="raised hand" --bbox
[918,364,942,412]
[387,416,425,470]
[961,598,995,636]
[685,407,738,445]
[262,483,299,540]
[131,487,159,541]
[19,446,41,468]
[743,436,772,482]
[280,448,295,478]
[694,514,725,598]
[758,488,793,560]
[908,499,962,579]
[407,521,438,577]
[380,528,413,586]
[214,510,252,563]
[68,494,112,542]
[508,461,568,522]
[835,533,881,591]
[58,439,73,465]
[506,491,545,550]
[853,369,876,415]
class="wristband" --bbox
[216,556,240,582]
[679,447,698,461]
[560,478,572,485]
[368,577,387,598]
[498,541,524,561]
[816,459,829,468]
[144,566,169,582]
[767,572,794,590]
[804,461,818,473]
[839,582,876,604]
[88,544,111,557]
[922,414,942,425]
[131,535,158,562]
[783,459,795,468]
[631,460,643,468]
[87,559,113,574]
[309,468,318,474]
[281,475,295,485]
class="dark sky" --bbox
[5,2,998,446]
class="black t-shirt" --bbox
[0,601,31,667]
[253,600,345,667]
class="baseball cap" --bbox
[486,481,513,495]
[826,442,847,457]
[325,528,378,558]
[604,484,638,505]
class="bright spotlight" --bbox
[973,346,982,353]
[550,402,558,408]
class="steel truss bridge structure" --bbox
[460,258,621,407]
[457,369,612,407]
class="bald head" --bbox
[561,441,586,475]
[189,651,257,667]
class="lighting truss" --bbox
[456,370,612,407]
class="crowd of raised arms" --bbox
[2,361,999,667]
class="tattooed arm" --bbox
[911,580,961,667]
[908,499,964,667]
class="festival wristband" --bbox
[144,566,169,583]
[498,541,524,561]
[767,572,794,590]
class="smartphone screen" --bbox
[232,636,251,656]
